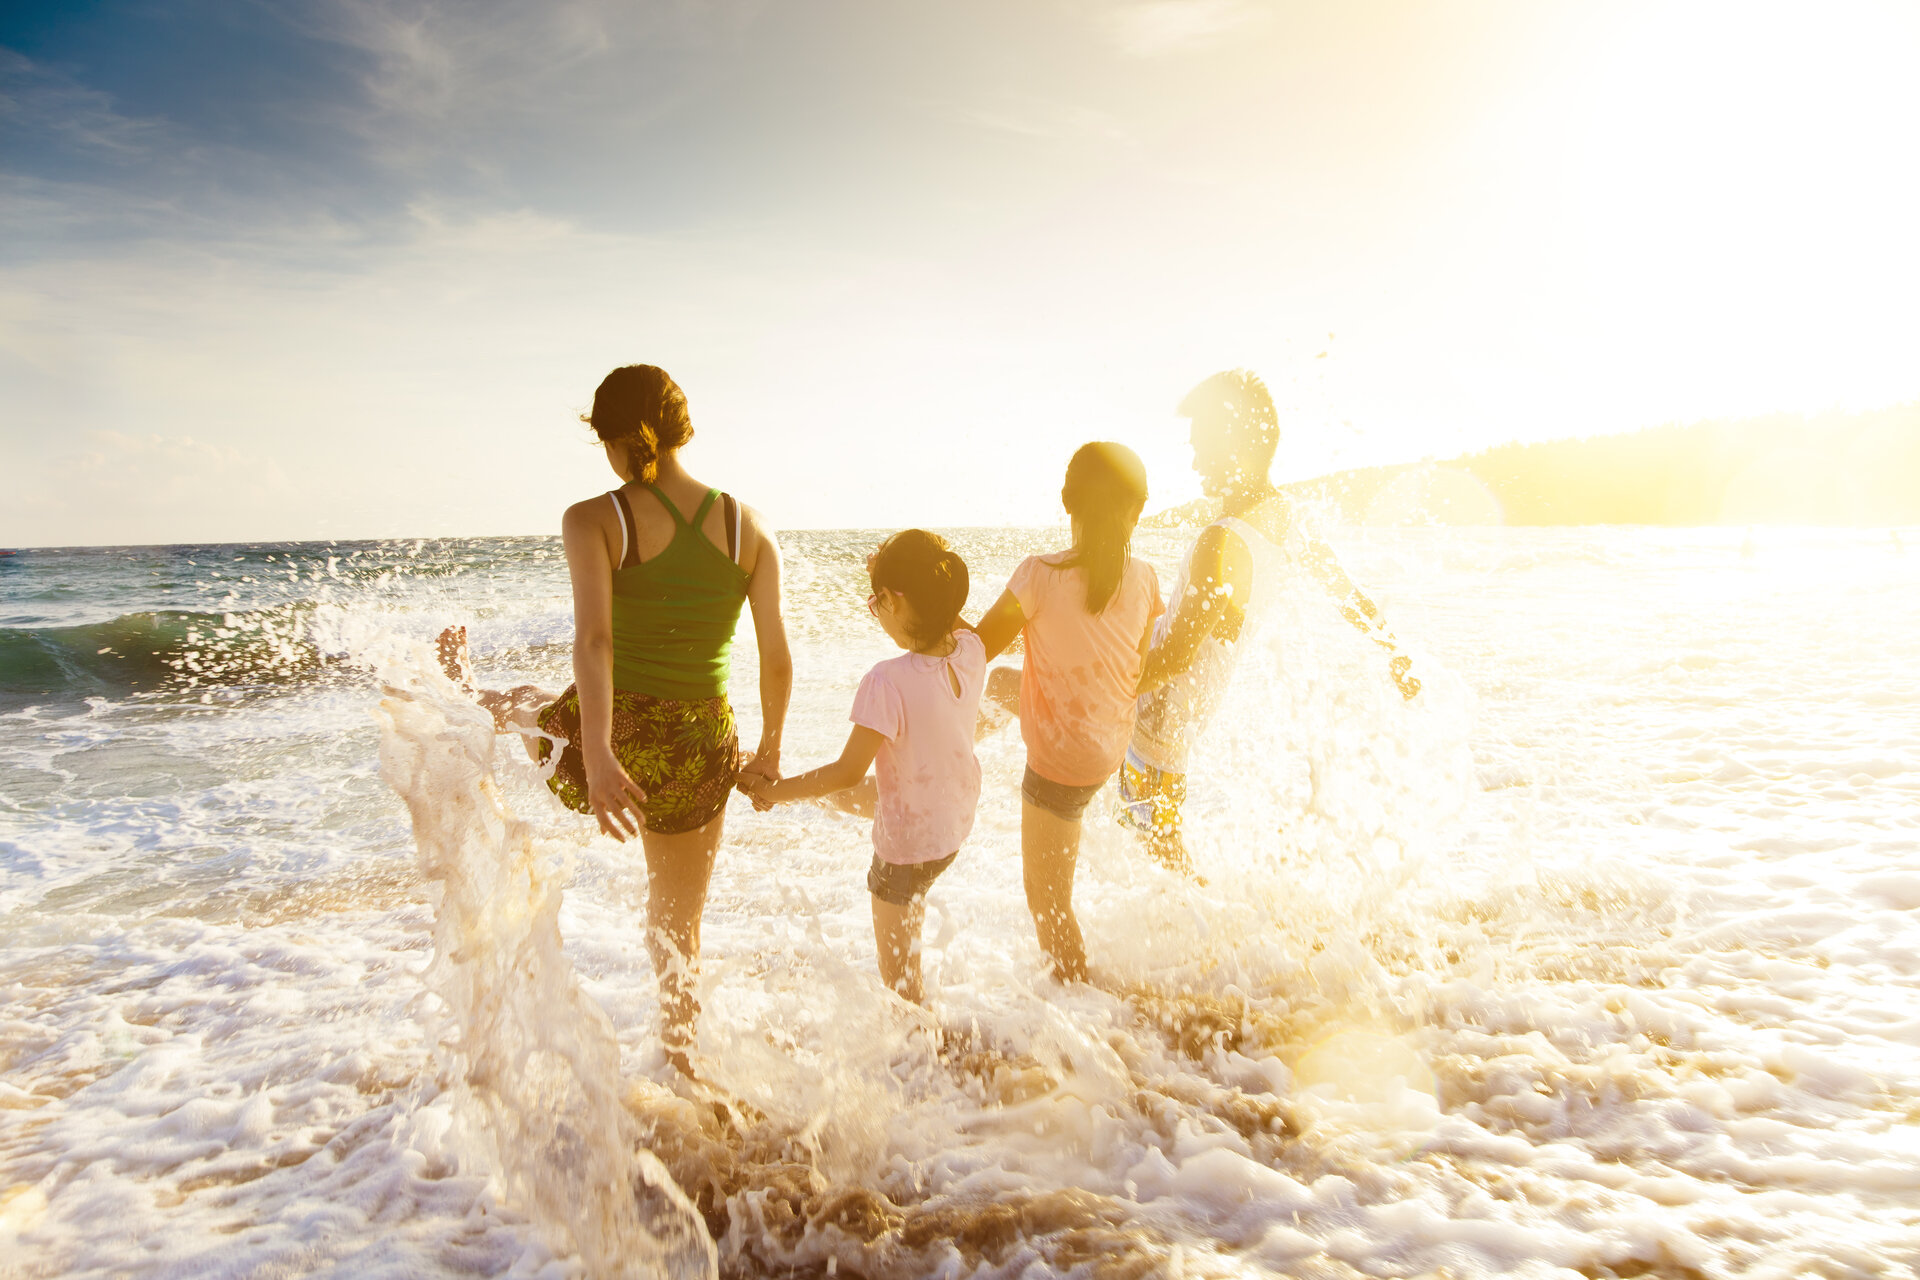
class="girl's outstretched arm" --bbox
[740,506,794,779]
[741,726,884,806]
[971,589,1027,737]
[971,589,1025,662]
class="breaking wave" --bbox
[0,609,324,705]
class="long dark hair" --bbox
[582,365,693,484]
[870,529,970,649]
[1060,442,1148,613]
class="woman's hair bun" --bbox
[582,365,693,484]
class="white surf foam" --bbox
[3,526,1918,1278]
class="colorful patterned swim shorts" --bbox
[534,685,739,835]
[1116,744,1186,852]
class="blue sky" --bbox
[4,0,1918,545]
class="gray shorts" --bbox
[867,851,957,907]
[1021,764,1106,822]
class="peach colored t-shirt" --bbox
[1008,551,1163,788]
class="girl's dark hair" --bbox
[583,365,693,484]
[1061,441,1149,613]
[870,529,970,649]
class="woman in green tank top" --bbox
[444,365,792,1078]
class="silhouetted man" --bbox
[1122,370,1421,874]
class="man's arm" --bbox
[1301,537,1420,699]
[1137,525,1250,694]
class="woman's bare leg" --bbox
[642,811,725,1076]
[479,687,554,759]
[1022,800,1087,983]
[435,626,554,759]
[435,626,477,690]
[871,893,928,1003]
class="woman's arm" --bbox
[741,726,884,805]
[561,500,650,841]
[739,506,793,779]
[971,589,1026,662]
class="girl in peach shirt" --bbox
[975,442,1161,982]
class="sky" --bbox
[3,0,1918,546]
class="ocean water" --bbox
[2,525,1918,1279]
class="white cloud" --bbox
[9,430,293,547]
[955,92,1135,146]
[0,49,164,160]
[5,0,1919,546]
[1104,0,1265,57]
[308,0,754,136]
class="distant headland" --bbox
[1145,404,1920,528]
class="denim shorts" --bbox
[1021,765,1107,822]
[867,851,957,907]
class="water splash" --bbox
[374,656,716,1280]
[10,529,1920,1277]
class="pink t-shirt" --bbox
[1008,552,1163,787]
[850,629,987,865]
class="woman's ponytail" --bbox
[582,365,693,484]
[622,422,662,484]
[1061,441,1149,613]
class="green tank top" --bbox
[607,484,751,700]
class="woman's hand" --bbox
[737,744,779,811]
[584,746,650,841]
[736,770,777,812]
[739,740,780,783]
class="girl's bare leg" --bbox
[1021,800,1088,983]
[642,811,725,1077]
[871,893,928,1003]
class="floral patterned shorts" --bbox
[1115,745,1186,846]
[534,685,739,835]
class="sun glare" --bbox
[1563,1,1920,415]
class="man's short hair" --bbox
[1177,370,1278,468]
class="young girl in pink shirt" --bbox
[975,443,1161,983]
[740,530,984,1004]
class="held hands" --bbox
[584,747,650,842]
[1389,652,1422,701]
[736,770,777,812]
[736,744,780,812]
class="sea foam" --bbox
[3,526,1918,1277]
